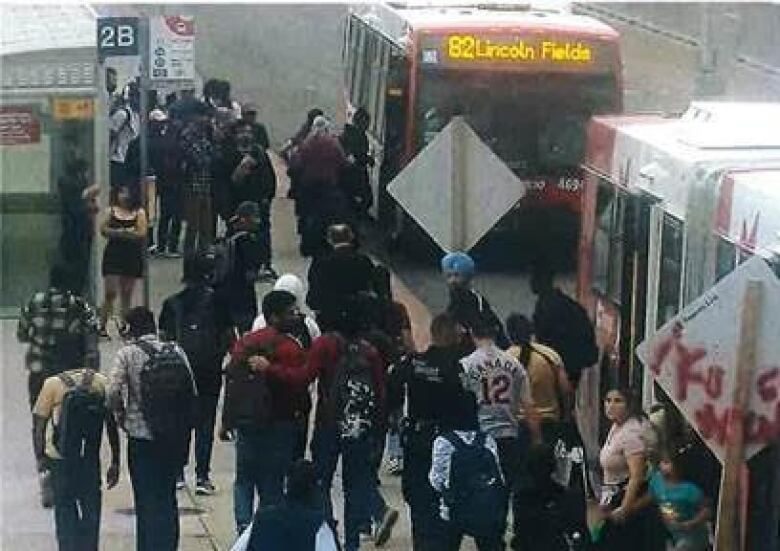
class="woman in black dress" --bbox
[99,183,147,336]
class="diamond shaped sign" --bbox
[387,117,526,252]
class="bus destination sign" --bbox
[422,34,607,69]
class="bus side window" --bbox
[592,182,614,295]
[591,180,627,303]
[715,237,736,282]
[656,214,684,328]
[608,193,627,304]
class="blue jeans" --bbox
[51,459,101,551]
[234,421,297,532]
[128,438,180,551]
[312,426,385,551]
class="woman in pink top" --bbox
[596,387,663,550]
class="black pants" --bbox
[258,200,272,266]
[157,185,182,253]
[182,392,220,480]
[402,429,448,550]
[294,414,310,460]
[128,438,180,551]
[496,436,529,551]
[51,459,101,551]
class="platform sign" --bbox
[636,256,780,463]
[387,117,525,252]
[0,107,41,145]
[150,15,195,81]
[97,17,139,57]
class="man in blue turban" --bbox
[440,251,508,350]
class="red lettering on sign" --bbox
[757,368,780,403]
[695,403,730,446]
[695,402,780,446]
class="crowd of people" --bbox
[17,76,713,551]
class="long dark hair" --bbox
[607,385,645,421]
[109,183,142,210]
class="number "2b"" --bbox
[100,25,135,48]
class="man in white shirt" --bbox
[459,314,540,550]
[109,83,141,188]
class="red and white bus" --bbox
[343,2,622,265]
[575,102,780,457]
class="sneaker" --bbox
[258,266,278,282]
[147,244,161,256]
[373,507,399,547]
[195,478,217,495]
[386,457,403,476]
[176,476,186,490]
[359,522,373,542]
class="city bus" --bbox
[574,103,780,521]
[342,2,622,266]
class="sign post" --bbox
[715,279,762,551]
[139,16,151,309]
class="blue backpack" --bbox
[443,432,508,538]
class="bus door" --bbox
[621,190,660,400]
[378,49,408,227]
[643,205,685,406]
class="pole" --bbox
[139,15,151,309]
[715,279,762,551]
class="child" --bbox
[648,452,711,551]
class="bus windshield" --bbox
[416,68,618,176]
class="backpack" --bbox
[443,432,508,538]
[173,289,219,366]
[117,107,140,175]
[135,340,197,441]
[328,337,377,441]
[542,292,598,385]
[210,231,247,287]
[222,336,277,429]
[53,370,105,462]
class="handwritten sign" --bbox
[0,107,41,145]
[636,256,780,463]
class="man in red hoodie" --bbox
[227,290,311,535]
[308,311,399,551]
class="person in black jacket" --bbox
[388,312,471,550]
[441,251,509,350]
[216,201,265,335]
[339,107,374,221]
[159,254,231,494]
[230,120,278,278]
[306,223,375,332]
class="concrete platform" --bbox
[0,156,477,550]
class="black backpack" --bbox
[443,432,508,538]
[210,231,246,287]
[221,336,277,430]
[54,370,105,462]
[537,292,598,385]
[136,340,197,441]
[173,289,219,366]
[328,337,377,441]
